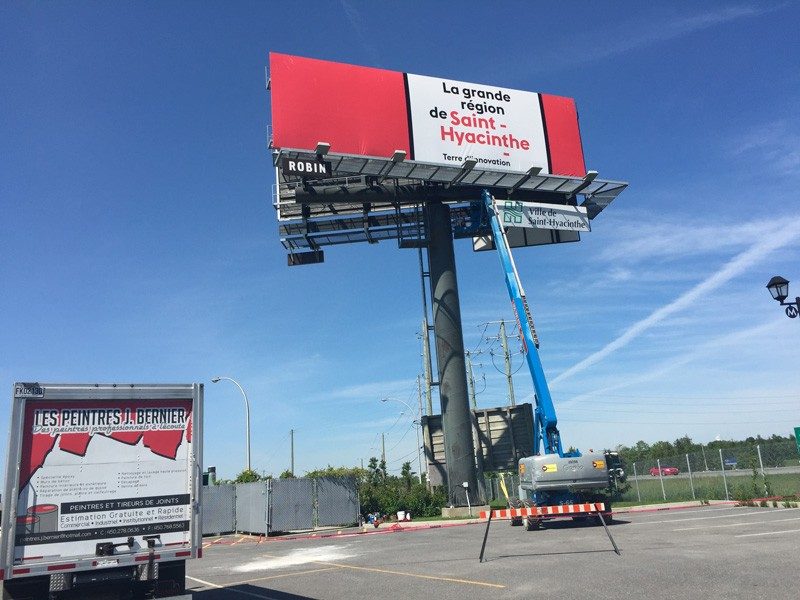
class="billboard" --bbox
[270,53,586,177]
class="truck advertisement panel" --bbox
[2,384,201,571]
[270,52,586,177]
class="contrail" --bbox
[554,319,782,409]
[551,218,800,385]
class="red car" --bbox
[650,466,679,476]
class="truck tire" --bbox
[523,517,540,531]
[157,560,186,595]
[2,576,50,600]
[571,516,589,525]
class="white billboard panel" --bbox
[406,74,549,173]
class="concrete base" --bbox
[441,505,490,518]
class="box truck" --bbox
[1,383,202,599]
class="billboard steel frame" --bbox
[270,150,627,508]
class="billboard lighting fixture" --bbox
[391,150,407,163]
[568,170,600,198]
[510,165,543,193]
[315,141,331,156]
[450,158,478,184]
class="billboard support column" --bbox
[426,200,479,506]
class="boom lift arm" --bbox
[483,190,568,458]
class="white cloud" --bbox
[554,319,783,407]
[552,219,800,385]
[322,378,417,403]
[541,5,774,71]
[597,217,785,264]
[729,118,800,176]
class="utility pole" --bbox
[416,375,426,484]
[466,351,477,409]
[381,433,386,465]
[422,318,433,416]
[499,319,516,407]
[290,428,295,476]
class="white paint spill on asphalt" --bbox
[233,545,356,572]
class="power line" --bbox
[555,391,800,400]
[386,447,419,465]
[559,406,798,415]
[562,417,794,425]
[387,421,415,452]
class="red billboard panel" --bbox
[270,52,586,178]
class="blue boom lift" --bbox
[483,190,622,529]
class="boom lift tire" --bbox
[571,516,589,524]
[523,517,541,531]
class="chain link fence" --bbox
[269,478,314,532]
[202,483,236,535]
[623,441,800,504]
[316,476,360,527]
[484,474,520,502]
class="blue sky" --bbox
[2,2,799,480]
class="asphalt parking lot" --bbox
[187,505,800,600]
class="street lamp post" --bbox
[766,275,800,319]
[211,376,251,472]
[381,397,424,483]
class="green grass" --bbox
[622,472,800,503]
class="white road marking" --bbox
[674,516,800,531]
[186,575,286,599]
[629,509,788,525]
[625,506,739,518]
[736,527,800,538]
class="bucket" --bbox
[28,504,59,533]
[17,515,39,534]
[396,511,406,521]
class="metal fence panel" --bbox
[235,481,268,534]
[270,478,313,532]
[202,484,236,535]
[316,477,359,527]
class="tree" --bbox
[234,469,261,483]
[305,465,367,482]
[357,456,446,518]
[673,435,695,455]
[400,462,414,490]
[279,469,295,479]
